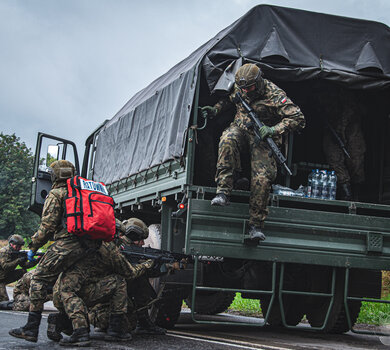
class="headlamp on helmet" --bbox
[235,63,265,98]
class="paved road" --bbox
[3,288,389,349]
[1,310,389,350]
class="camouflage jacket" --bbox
[0,245,21,280]
[29,181,74,251]
[214,79,305,142]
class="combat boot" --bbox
[211,193,230,206]
[105,313,132,341]
[47,312,73,342]
[9,311,42,342]
[135,310,166,335]
[59,327,91,347]
[340,182,352,201]
[0,300,13,310]
[244,225,266,246]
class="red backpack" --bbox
[64,176,115,242]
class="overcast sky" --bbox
[1,0,389,158]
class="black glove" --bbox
[18,256,27,266]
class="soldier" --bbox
[9,160,100,343]
[0,235,30,304]
[120,218,167,335]
[319,88,366,201]
[202,63,305,244]
[11,270,53,311]
[50,239,155,346]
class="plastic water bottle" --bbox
[328,171,337,200]
[311,169,321,198]
[321,170,329,199]
[307,169,315,198]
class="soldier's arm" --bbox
[0,255,24,271]
[105,243,154,280]
[29,192,59,251]
[272,88,306,135]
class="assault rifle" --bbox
[324,119,351,159]
[11,250,44,262]
[234,92,293,175]
[120,245,191,269]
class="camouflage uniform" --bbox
[28,181,100,312]
[214,79,305,226]
[53,241,153,330]
[84,235,155,332]
[13,271,52,312]
[0,245,26,302]
[321,92,366,185]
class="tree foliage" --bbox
[0,133,39,238]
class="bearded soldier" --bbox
[9,160,100,343]
[202,63,305,244]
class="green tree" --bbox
[0,133,39,239]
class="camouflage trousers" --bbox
[216,124,277,226]
[54,270,128,330]
[87,275,155,332]
[323,121,366,185]
[0,269,26,302]
[29,237,94,312]
[13,271,52,311]
[88,299,137,332]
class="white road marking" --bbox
[167,332,294,350]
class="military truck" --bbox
[31,5,390,334]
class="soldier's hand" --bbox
[18,256,27,266]
[259,125,275,139]
[200,106,218,119]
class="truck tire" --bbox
[153,287,184,329]
[306,268,381,333]
[146,224,184,329]
[185,291,236,315]
[261,296,305,326]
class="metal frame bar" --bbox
[190,257,277,326]
[344,267,390,336]
[278,263,336,331]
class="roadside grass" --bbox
[357,293,390,325]
[226,292,390,325]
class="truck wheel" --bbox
[261,296,305,326]
[306,268,381,333]
[146,224,184,329]
[185,291,235,315]
[153,288,184,329]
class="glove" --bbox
[200,106,218,119]
[18,256,27,266]
[27,250,36,262]
[259,125,275,140]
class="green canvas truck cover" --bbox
[92,5,390,185]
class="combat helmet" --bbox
[49,160,76,183]
[8,234,24,247]
[235,63,265,98]
[122,218,149,241]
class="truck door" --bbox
[30,132,80,216]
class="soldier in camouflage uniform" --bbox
[121,218,167,335]
[202,63,305,244]
[319,88,366,201]
[12,270,52,311]
[51,238,155,346]
[87,218,167,336]
[0,235,32,303]
[9,160,100,343]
